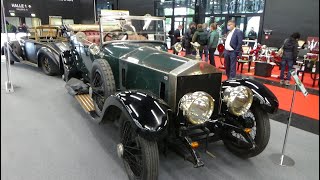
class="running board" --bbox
[75,94,95,113]
[21,60,38,67]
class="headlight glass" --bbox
[223,86,253,116]
[179,91,215,125]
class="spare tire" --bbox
[9,41,22,57]
[3,43,15,65]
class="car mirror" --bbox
[75,32,88,43]
[88,43,100,55]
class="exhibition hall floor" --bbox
[1,57,319,180]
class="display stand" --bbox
[270,70,308,166]
[1,0,14,93]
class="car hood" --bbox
[103,41,220,74]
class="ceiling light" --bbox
[31,13,36,17]
[10,12,15,16]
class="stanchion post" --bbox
[270,70,308,167]
[1,0,14,93]
[270,84,297,166]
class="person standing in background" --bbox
[173,25,183,55]
[279,32,300,86]
[168,29,174,50]
[183,22,196,56]
[192,24,209,59]
[6,21,17,33]
[224,20,243,79]
[247,27,257,47]
[208,23,220,66]
[202,23,210,62]
[18,23,28,33]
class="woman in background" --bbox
[279,32,300,86]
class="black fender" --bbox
[98,90,171,140]
[37,47,60,68]
[221,78,279,114]
[3,42,22,62]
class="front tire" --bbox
[90,59,116,116]
[223,105,270,158]
[40,55,59,76]
[120,119,159,180]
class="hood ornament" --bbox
[191,42,201,60]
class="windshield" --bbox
[99,16,166,43]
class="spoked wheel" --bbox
[223,105,270,158]
[119,119,159,180]
[40,55,59,76]
[90,59,116,116]
[91,70,105,111]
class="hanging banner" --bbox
[4,0,36,17]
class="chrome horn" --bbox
[173,42,183,53]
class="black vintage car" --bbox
[61,15,279,180]
[2,25,69,75]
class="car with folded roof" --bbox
[2,25,69,76]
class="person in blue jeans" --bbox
[279,32,300,86]
[202,23,210,62]
[183,22,196,56]
[208,23,220,66]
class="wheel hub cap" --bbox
[117,143,124,158]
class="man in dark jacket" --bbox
[224,20,243,79]
[174,25,183,43]
[192,24,209,60]
[280,32,300,86]
[247,27,257,47]
[173,25,183,54]
[168,29,174,50]
[183,22,196,56]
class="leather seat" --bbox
[83,31,100,44]
[127,34,147,40]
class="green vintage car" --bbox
[61,15,279,180]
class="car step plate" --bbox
[21,60,38,67]
[75,94,95,112]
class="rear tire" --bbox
[223,105,270,158]
[40,55,59,76]
[10,41,22,57]
[3,43,17,65]
[90,59,116,116]
[120,119,159,180]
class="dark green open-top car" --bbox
[61,15,279,180]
